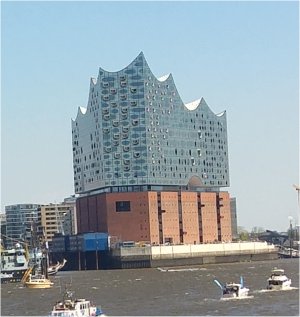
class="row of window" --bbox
[76,170,227,183]
[102,87,138,94]
[103,126,130,135]
[101,76,127,87]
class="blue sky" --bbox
[1,1,299,232]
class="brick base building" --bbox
[76,191,232,245]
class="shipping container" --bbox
[51,232,109,252]
[51,236,66,252]
[80,233,109,251]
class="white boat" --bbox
[48,259,67,276]
[278,248,300,258]
[214,276,249,299]
[49,289,105,317]
[267,268,291,290]
[221,282,249,299]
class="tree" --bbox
[237,226,250,241]
[250,226,265,241]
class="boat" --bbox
[267,268,292,290]
[0,272,14,282]
[25,274,54,289]
[0,243,29,283]
[214,276,250,299]
[22,267,53,289]
[22,253,54,289]
[29,245,67,276]
[49,288,105,316]
[0,229,64,284]
[278,247,300,258]
[48,258,67,276]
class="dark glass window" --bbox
[116,201,131,212]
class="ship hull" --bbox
[25,281,53,289]
[1,269,27,284]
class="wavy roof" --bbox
[73,53,226,121]
[158,73,171,82]
[185,98,201,111]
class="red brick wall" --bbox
[181,192,199,244]
[148,192,160,244]
[199,192,218,243]
[105,192,150,242]
[76,190,232,244]
[218,192,232,242]
[160,192,180,244]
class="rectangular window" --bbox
[116,201,131,212]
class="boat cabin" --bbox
[51,298,97,317]
[223,283,240,296]
[1,248,28,270]
[267,268,291,289]
[270,269,285,277]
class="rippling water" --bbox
[1,258,299,316]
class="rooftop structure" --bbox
[72,52,229,195]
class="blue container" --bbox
[51,236,67,252]
[81,233,109,251]
[68,235,81,251]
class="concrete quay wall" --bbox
[112,242,279,269]
[150,242,277,260]
[53,242,279,270]
[149,252,278,268]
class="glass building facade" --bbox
[5,204,40,248]
[72,52,229,195]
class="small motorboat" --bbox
[49,288,105,316]
[48,259,67,276]
[214,276,250,299]
[267,268,291,290]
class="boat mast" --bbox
[44,241,49,279]
[288,216,293,258]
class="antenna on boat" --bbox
[213,279,225,297]
[213,279,224,290]
[57,276,62,294]
[240,276,244,288]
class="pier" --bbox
[50,241,279,270]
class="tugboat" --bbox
[49,288,105,317]
[267,268,292,290]
[214,276,250,299]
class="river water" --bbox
[1,258,299,316]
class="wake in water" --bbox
[254,286,299,293]
[220,295,254,301]
[157,267,199,272]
